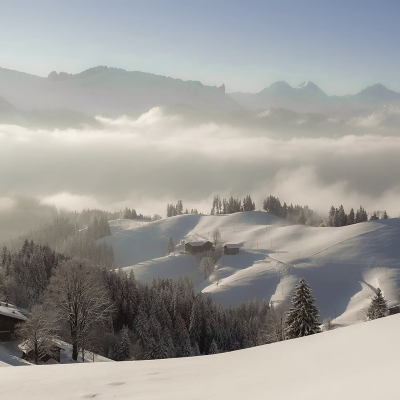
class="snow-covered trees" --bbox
[46,258,114,360]
[328,205,372,226]
[0,241,66,308]
[263,195,315,225]
[211,194,254,215]
[166,200,184,217]
[113,326,131,361]
[259,302,289,343]
[285,279,321,339]
[366,288,388,320]
[15,304,59,365]
[199,257,214,279]
[120,207,151,220]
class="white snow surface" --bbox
[2,314,400,399]
[102,213,400,326]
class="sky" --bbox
[1,0,400,95]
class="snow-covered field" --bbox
[102,212,400,326]
[2,314,400,399]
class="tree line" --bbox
[167,200,199,217]
[328,205,388,227]
[263,195,318,225]
[210,195,255,215]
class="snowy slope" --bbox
[2,314,400,399]
[102,213,400,326]
[0,66,243,117]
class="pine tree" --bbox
[347,208,355,225]
[366,288,388,320]
[328,206,335,226]
[167,236,175,255]
[297,210,306,225]
[113,326,131,361]
[192,342,200,356]
[208,339,218,354]
[285,279,321,339]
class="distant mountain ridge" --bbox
[0,66,243,118]
[229,80,400,114]
[0,65,400,118]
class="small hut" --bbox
[185,241,213,254]
[223,244,240,255]
[19,340,62,363]
[388,305,400,315]
[0,302,27,341]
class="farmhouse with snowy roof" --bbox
[0,302,27,341]
[223,244,240,255]
[19,340,63,363]
[185,241,213,254]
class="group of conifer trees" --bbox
[328,205,388,227]
[0,241,67,308]
[263,195,316,225]
[166,201,199,217]
[210,195,255,215]
[120,207,152,220]
[2,211,114,269]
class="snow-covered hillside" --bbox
[0,66,243,117]
[2,313,400,399]
[102,212,400,326]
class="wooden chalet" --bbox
[223,244,240,255]
[19,340,62,363]
[0,302,27,342]
[185,241,213,254]
[388,305,400,315]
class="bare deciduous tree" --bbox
[199,257,214,279]
[212,228,221,246]
[46,258,114,361]
[258,302,289,344]
[15,304,59,365]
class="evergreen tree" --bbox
[337,205,347,227]
[113,326,131,361]
[366,288,388,320]
[297,210,306,225]
[347,208,355,225]
[328,206,335,226]
[285,279,321,339]
[209,339,218,354]
[192,342,200,356]
[382,210,388,219]
[167,236,175,254]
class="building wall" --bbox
[224,247,239,255]
[0,315,21,341]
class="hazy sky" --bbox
[1,0,399,95]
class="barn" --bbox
[388,305,400,315]
[19,340,62,363]
[0,302,27,341]
[185,241,213,254]
[223,244,240,255]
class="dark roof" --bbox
[0,303,27,321]
[186,241,212,247]
[224,244,240,249]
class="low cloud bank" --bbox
[1,107,400,221]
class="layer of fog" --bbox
[1,106,400,236]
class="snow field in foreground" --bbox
[2,314,400,400]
